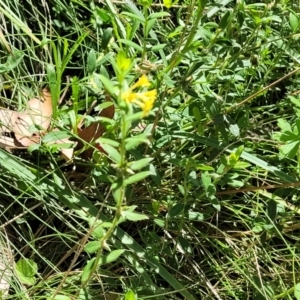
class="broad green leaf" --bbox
[84,241,101,253]
[235,145,244,160]
[169,203,184,218]
[228,122,240,137]
[178,184,185,196]
[81,258,96,284]
[277,118,292,132]
[102,28,113,50]
[122,210,149,221]
[28,143,40,153]
[186,211,205,221]
[193,107,201,121]
[294,283,300,299]
[279,141,300,159]
[98,249,125,265]
[207,184,216,198]
[124,171,152,185]
[87,49,96,74]
[209,196,220,211]
[91,223,105,239]
[95,7,111,23]
[289,12,299,32]
[219,10,232,30]
[130,157,153,171]
[145,19,156,36]
[15,258,37,285]
[201,171,211,190]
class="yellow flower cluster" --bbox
[122,75,157,116]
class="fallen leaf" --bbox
[77,100,114,159]
[14,88,52,146]
[0,135,25,149]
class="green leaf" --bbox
[87,49,96,74]
[102,28,113,50]
[279,141,300,159]
[196,164,214,171]
[121,12,145,23]
[208,196,220,211]
[81,258,96,284]
[98,74,116,95]
[289,12,299,32]
[130,157,153,171]
[149,12,170,19]
[277,118,292,132]
[169,203,184,218]
[151,44,167,51]
[97,138,120,148]
[234,145,244,160]
[186,211,204,221]
[193,107,201,121]
[125,133,150,150]
[118,39,143,51]
[125,171,152,185]
[219,10,232,30]
[294,283,300,300]
[112,177,123,203]
[98,249,125,265]
[15,258,37,285]
[201,171,211,190]
[84,241,101,253]
[122,210,149,221]
[124,289,137,300]
[42,131,72,143]
[100,143,121,163]
[145,19,156,36]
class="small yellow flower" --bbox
[131,75,150,89]
[122,75,156,116]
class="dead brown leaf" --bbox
[77,100,115,159]
[14,88,52,146]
